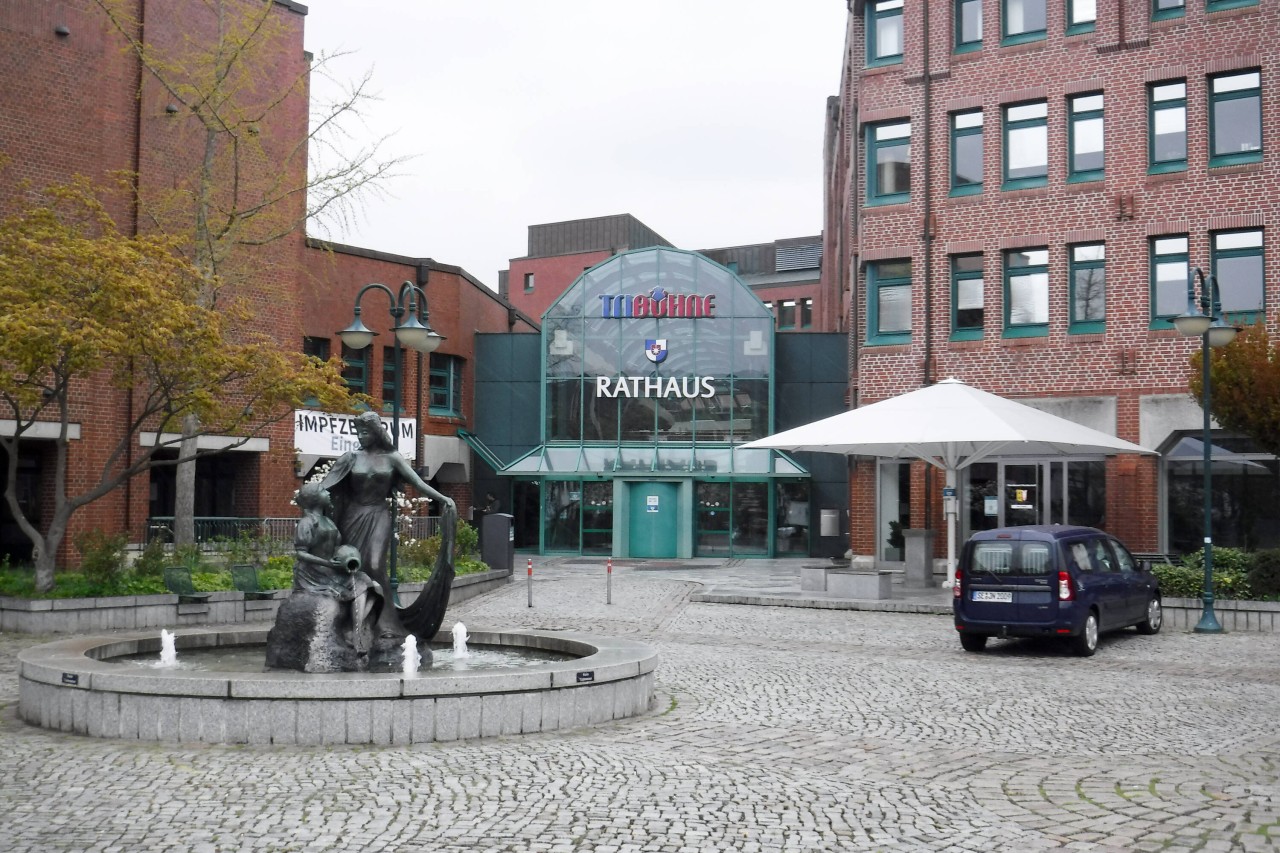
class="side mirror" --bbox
[1138,559,1151,573]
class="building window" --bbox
[800,298,813,328]
[1209,71,1262,167]
[1212,229,1264,318]
[1067,0,1096,34]
[523,272,535,292]
[341,344,367,394]
[951,254,984,341]
[381,346,400,412]
[868,260,912,345]
[1069,244,1105,333]
[1153,0,1185,20]
[1207,0,1258,11]
[1003,102,1048,189]
[956,0,983,52]
[951,110,984,196]
[301,337,331,406]
[867,0,904,66]
[777,300,797,330]
[302,336,330,362]
[1150,235,1189,325]
[867,121,911,205]
[1004,249,1049,337]
[1149,81,1186,173]
[1068,93,1104,182]
[1003,0,1046,45]
[429,354,463,417]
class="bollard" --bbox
[607,556,613,605]
[527,557,533,608]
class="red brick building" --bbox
[0,0,535,566]
[503,214,833,334]
[828,1,1280,563]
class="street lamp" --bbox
[1172,267,1240,634]
[338,281,445,601]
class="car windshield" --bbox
[970,541,1054,576]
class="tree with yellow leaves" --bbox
[0,177,351,592]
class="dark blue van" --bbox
[953,525,1162,656]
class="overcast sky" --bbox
[302,2,848,289]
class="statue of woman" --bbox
[320,411,457,643]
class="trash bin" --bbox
[480,513,514,574]
[819,509,840,538]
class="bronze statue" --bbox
[320,411,458,648]
[268,413,458,672]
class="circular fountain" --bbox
[18,626,657,745]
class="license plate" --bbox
[972,590,1013,603]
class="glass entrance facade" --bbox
[503,248,808,557]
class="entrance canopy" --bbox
[502,444,807,477]
[741,378,1155,585]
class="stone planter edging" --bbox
[0,569,512,634]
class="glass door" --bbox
[1003,463,1043,526]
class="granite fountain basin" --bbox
[18,626,657,745]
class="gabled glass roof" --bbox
[501,444,807,477]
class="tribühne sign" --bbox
[293,410,417,459]
[598,287,716,319]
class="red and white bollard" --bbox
[606,556,613,605]
[527,557,533,608]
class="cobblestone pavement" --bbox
[2,560,1279,852]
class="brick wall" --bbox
[833,0,1280,559]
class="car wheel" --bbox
[1072,611,1099,657]
[1136,596,1163,635]
[959,633,988,652]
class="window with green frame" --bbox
[955,0,982,52]
[1150,235,1189,326]
[301,337,330,406]
[777,299,797,329]
[867,0,904,66]
[381,345,399,412]
[1069,244,1105,333]
[1003,0,1046,45]
[1004,249,1048,337]
[1067,0,1096,34]
[1207,0,1258,11]
[1212,229,1264,319]
[1068,93,1104,182]
[951,254,984,341]
[868,260,912,345]
[867,121,911,205]
[1148,81,1186,173]
[429,353,463,417]
[1003,101,1047,189]
[799,298,813,328]
[1152,0,1184,20]
[1209,71,1262,167]
[341,343,367,394]
[951,110,984,196]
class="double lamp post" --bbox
[337,281,445,601]
[1172,267,1240,634]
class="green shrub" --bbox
[259,556,293,590]
[399,535,441,573]
[74,530,129,591]
[1248,549,1280,599]
[132,537,169,577]
[1155,548,1255,600]
[456,521,479,558]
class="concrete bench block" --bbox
[827,570,893,600]
[799,566,829,592]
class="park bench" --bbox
[163,566,211,603]
[230,564,276,600]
